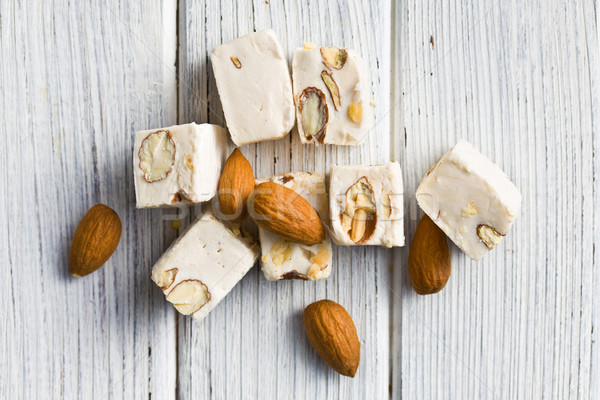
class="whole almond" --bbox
[250,182,325,245]
[304,299,360,377]
[408,214,451,294]
[69,204,122,277]
[218,148,255,222]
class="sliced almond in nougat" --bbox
[320,47,348,70]
[298,87,328,143]
[321,70,341,110]
[139,130,176,182]
[477,224,504,249]
[340,177,377,244]
[166,280,211,315]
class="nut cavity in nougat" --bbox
[292,45,372,145]
[133,123,228,208]
[415,140,521,261]
[256,172,333,281]
[298,87,328,143]
[329,163,404,247]
[320,47,348,70]
[210,30,295,146]
[151,209,259,321]
[139,130,176,182]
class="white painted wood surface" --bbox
[1,0,598,399]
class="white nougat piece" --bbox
[257,172,332,281]
[416,141,522,261]
[329,162,404,247]
[133,123,227,208]
[292,45,372,145]
[151,209,259,321]
[210,30,295,146]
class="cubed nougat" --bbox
[257,172,332,281]
[151,209,259,321]
[210,30,295,146]
[416,141,521,261]
[329,162,404,247]
[133,123,227,208]
[292,45,372,145]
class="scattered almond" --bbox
[250,182,325,245]
[408,214,451,294]
[69,204,122,277]
[218,148,255,222]
[304,299,360,377]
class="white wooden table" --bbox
[1,0,598,398]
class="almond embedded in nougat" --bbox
[249,182,325,245]
[408,214,451,294]
[304,299,360,377]
[69,204,122,277]
[218,148,255,222]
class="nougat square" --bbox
[292,45,372,145]
[257,172,332,281]
[329,162,404,247]
[210,30,295,146]
[416,141,521,261]
[151,209,259,321]
[133,123,227,208]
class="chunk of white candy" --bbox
[329,162,404,247]
[133,123,227,208]
[151,209,259,321]
[210,30,295,146]
[292,46,372,145]
[257,172,332,281]
[416,141,521,261]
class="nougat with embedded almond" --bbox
[292,44,372,145]
[416,141,521,261]
[329,162,404,247]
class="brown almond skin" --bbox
[69,204,122,277]
[218,148,255,223]
[250,182,325,245]
[304,300,360,377]
[408,214,451,294]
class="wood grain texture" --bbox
[0,1,178,399]
[1,0,599,399]
[393,0,599,399]
[176,1,392,398]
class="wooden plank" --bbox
[392,0,599,398]
[177,0,392,398]
[0,1,178,399]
